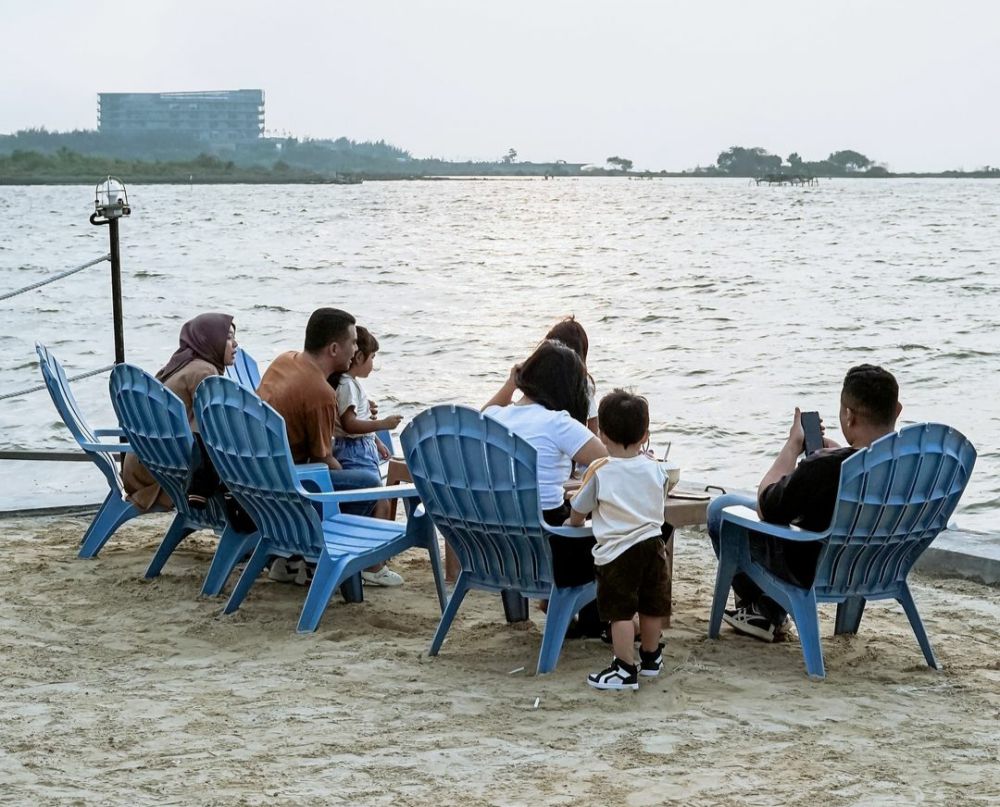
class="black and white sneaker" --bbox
[587,658,639,691]
[722,604,776,642]
[639,643,664,677]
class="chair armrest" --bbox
[94,427,126,437]
[543,524,594,539]
[80,441,134,454]
[301,483,422,505]
[294,463,334,493]
[721,505,826,542]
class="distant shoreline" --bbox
[3,173,998,186]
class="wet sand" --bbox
[1,514,998,806]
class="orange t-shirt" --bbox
[257,351,338,464]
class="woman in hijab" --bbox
[122,312,238,510]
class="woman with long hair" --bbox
[482,339,607,633]
[544,315,599,435]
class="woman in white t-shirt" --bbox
[482,339,607,632]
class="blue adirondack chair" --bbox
[193,375,446,631]
[709,423,977,678]
[400,404,597,675]
[35,343,158,558]
[224,346,262,391]
[108,364,259,594]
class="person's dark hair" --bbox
[516,339,589,424]
[304,307,355,353]
[598,389,649,449]
[841,364,899,427]
[545,316,589,363]
[354,326,379,360]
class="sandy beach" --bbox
[1,514,998,806]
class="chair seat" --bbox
[321,513,410,559]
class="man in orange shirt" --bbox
[258,307,403,586]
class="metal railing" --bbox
[2,186,127,466]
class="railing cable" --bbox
[0,253,110,302]
[0,364,114,402]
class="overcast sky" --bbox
[2,1,998,171]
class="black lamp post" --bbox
[89,177,131,365]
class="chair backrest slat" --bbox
[35,343,122,493]
[109,364,225,528]
[401,405,555,589]
[815,423,976,598]
[194,376,323,557]
[224,347,262,391]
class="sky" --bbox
[2,0,998,172]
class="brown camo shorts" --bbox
[594,534,671,623]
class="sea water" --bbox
[0,179,996,531]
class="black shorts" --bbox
[594,535,671,623]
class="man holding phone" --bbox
[707,364,903,641]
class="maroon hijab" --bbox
[156,312,234,383]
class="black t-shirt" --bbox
[747,447,858,589]
[759,447,858,533]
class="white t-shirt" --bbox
[570,455,670,566]
[484,403,595,510]
[335,375,370,440]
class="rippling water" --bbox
[1,179,997,531]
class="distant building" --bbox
[98,89,264,143]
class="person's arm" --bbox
[756,408,806,517]
[306,402,342,470]
[340,407,402,436]
[568,471,599,526]
[572,435,608,467]
[482,363,521,411]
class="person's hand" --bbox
[787,407,805,454]
[506,362,522,387]
[382,413,403,430]
[376,440,391,460]
[822,435,842,449]
[368,399,379,418]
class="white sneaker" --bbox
[361,567,404,587]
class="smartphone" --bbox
[801,411,823,456]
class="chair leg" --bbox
[339,573,364,603]
[415,515,447,612]
[897,583,938,670]
[79,492,139,559]
[501,589,529,622]
[298,553,349,633]
[537,587,588,674]
[708,549,739,639]
[222,542,271,614]
[834,596,867,635]
[201,528,258,597]
[144,516,195,579]
[789,592,825,679]
[429,576,470,657]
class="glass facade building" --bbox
[98,89,265,143]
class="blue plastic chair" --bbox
[193,375,446,631]
[709,423,977,678]
[108,364,260,594]
[400,404,596,675]
[35,343,160,558]
[224,347,262,391]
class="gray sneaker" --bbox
[722,605,777,642]
[361,566,404,587]
[268,557,312,586]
